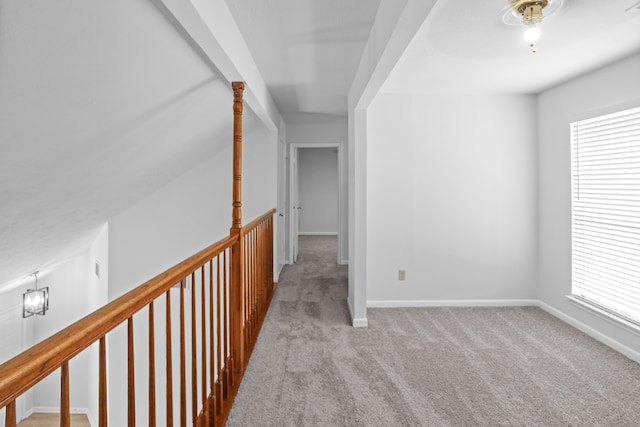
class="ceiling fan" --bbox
[502,0,564,53]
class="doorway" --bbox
[289,143,343,264]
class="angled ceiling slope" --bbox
[0,0,262,290]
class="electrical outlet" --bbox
[398,270,406,281]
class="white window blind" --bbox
[571,105,640,325]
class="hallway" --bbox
[226,235,352,425]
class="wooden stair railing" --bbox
[0,82,276,427]
[0,209,275,427]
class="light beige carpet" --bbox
[227,235,640,426]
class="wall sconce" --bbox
[23,272,49,318]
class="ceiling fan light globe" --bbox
[524,25,541,42]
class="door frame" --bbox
[290,144,300,263]
[276,137,287,276]
[288,142,344,264]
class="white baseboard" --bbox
[347,299,368,327]
[367,299,538,308]
[21,407,35,422]
[275,263,285,281]
[352,317,368,327]
[298,232,338,236]
[30,407,89,414]
[537,300,640,364]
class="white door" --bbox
[290,146,300,263]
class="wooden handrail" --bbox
[242,208,277,236]
[0,234,237,409]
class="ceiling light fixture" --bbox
[23,271,49,318]
[503,0,564,53]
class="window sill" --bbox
[566,295,640,336]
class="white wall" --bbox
[107,122,277,426]
[347,108,368,325]
[285,114,348,262]
[0,225,107,425]
[29,256,91,414]
[366,93,537,304]
[347,0,439,326]
[298,148,339,234]
[0,286,28,425]
[537,53,640,358]
[243,125,279,222]
[86,224,109,427]
[0,290,25,365]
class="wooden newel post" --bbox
[230,82,245,383]
[231,83,244,230]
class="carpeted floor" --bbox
[227,235,640,426]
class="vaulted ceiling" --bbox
[1,0,638,291]
[0,0,261,288]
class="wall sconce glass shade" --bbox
[23,287,49,318]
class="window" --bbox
[571,106,640,325]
